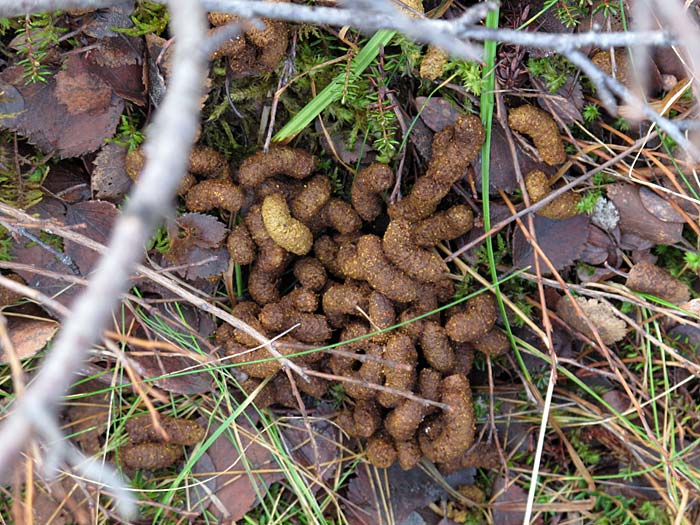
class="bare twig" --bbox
[0,0,209,513]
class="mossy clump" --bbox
[508,105,566,166]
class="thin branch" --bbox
[0,0,209,508]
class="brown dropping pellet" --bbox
[314,235,342,277]
[383,219,446,283]
[291,174,331,223]
[412,204,474,246]
[426,374,475,464]
[187,146,229,178]
[248,262,281,305]
[185,179,244,214]
[237,146,315,188]
[395,439,422,470]
[420,321,454,372]
[262,193,313,256]
[524,170,579,219]
[126,414,205,445]
[445,293,497,343]
[365,432,397,468]
[353,399,382,438]
[226,224,256,265]
[627,261,690,305]
[508,105,566,166]
[325,199,363,234]
[377,333,417,408]
[385,399,424,441]
[472,328,510,357]
[351,163,394,222]
[119,443,183,470]
[355,235,419,302]
[293,257,327,291]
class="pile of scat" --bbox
[128,114,512,471]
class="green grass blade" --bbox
[273,30,396,142]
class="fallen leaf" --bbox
[0,63,124,158]
[345,463,474,525]
[9,241,81,307]
[0,317,58,362]
[188,420,284,521]
[66,378,111,455]
[512,214,590,271]
[80,2,136,39]
[477,124,548,194]
[64,200,119,275]
[415,97,460,132]
[165,213,229,280]
[55,55,113,114]
[91,142,133,201]
[407,115,434,162]
[42,161,91,203]
[491,476,539,525]
[532,75,583,126]
[280,417,340,484]
[638,186,685,223]
[607,183,684,245]
[130,352,214,394]
[84,36,146,106]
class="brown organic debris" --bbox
[626,261,691,304]
[556,296,627,344]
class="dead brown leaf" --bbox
[130,352,214,394]
[0,317,58,362]
[626,261,690,304]
[512,214,590,271]
[64,200,119,275]
[0,63,124,158]
[607,183,684,245]
[165,213,229,280]
[84,36,146,106]
[9,241,81,307]
[491,476,539,525]
[477,124,548,194]
[345,463,475,525]
[188,421,284,521]
[66,378,111,455]
[415,97,460,133]
[280,417,340,484]
[55,55,113,114]
[91,142,133,201]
